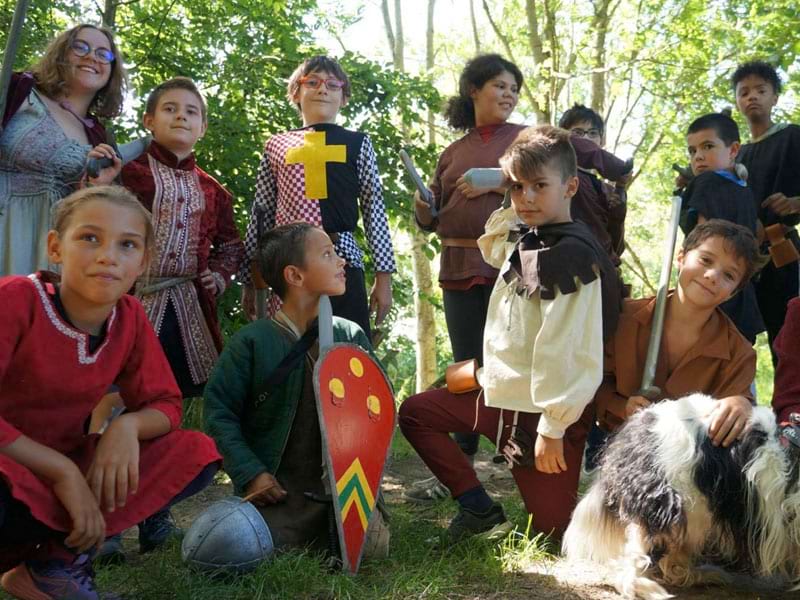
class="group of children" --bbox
[1,22,799,600]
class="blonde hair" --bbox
[52,186,154,268]
[30,24,128,118]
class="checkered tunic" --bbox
[240,123,396,283]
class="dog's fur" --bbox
[563,394,800,599]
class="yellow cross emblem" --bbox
[285,131,347,200]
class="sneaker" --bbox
[1,554,120,600]
[402,476,450,504]
[138,508,182,553]
[93,534,125,566]
[448,503,513,542]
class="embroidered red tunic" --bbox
[0,273,221,540]
[121,141,244,384]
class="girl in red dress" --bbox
[0,186,220,600]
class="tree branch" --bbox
[484,0,545,121]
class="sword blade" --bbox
[318,294,333,351]
[399,149,437,217]
[0,0,31,135]
[639,195,682,399]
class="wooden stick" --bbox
[241,484,275,504]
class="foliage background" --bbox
[2,0,798,399]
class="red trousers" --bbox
[399,387,593,538]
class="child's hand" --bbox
[87,414,140,513]
[53,466,107,553]
[625,395,651,418]
[534,434,567,474]
[244,472,287,506]
[199,268,219,294]
[707,395,752,447]
[455,175,494,199]
[414,191,434,226]
[370,272,392,326]
[86,143,122,185]
[762,193,800,216]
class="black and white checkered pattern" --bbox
[357,136,396,273]
[240,129,396,283]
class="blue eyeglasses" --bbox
[70,39,115,65]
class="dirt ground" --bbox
[165,450,795,600]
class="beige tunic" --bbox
[477,207,604,439]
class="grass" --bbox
[84,486,546,600]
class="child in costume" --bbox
[557,104,632,472]
[733,60,800,360]
[0,24,126,276]
[121,77,244,399]
[92,78,243,562]
[240,56,396,339]
[400,126,622,541]
[677,111,765,344]
[0,186,220,600]
[410,53,525,501]
[595,220,759,443]
[205,223,389,555]
[558,104,632,268]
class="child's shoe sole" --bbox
[1,564,51,600]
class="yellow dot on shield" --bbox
[367,395,381,415]
[329,378,345,399]
[350,357,364,377]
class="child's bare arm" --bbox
[2,435,105,552]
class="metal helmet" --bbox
[181,497,274,573]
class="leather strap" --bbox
[441,237,478,248]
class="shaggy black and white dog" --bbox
[563,394,800,599]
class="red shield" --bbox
[314,343,395,573]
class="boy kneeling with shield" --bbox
[204,223,392,572]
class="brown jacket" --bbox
[595,295,756,431]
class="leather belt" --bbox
[441,237,478,248]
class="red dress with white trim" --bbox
[0,273,221,556]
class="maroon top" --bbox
[3,72,108,145]
[424,123,526,282]
[121,141,244,353]
[773,297,800,423]
[569,135,631,267]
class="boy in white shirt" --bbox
[399,126,621,541]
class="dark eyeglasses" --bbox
[70,39,115,64]
[299,76,345,91]
[570,127,601,139]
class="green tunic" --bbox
[203,313,375,494]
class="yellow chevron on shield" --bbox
[336,458,375,532]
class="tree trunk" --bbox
[468,0,480,53]
[382,0,439,392]
[590,0,612,114]
[411,0,438,392]
[103,0,117,27]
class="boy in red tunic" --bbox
[121,77,244,399]
[0,186,220,600]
